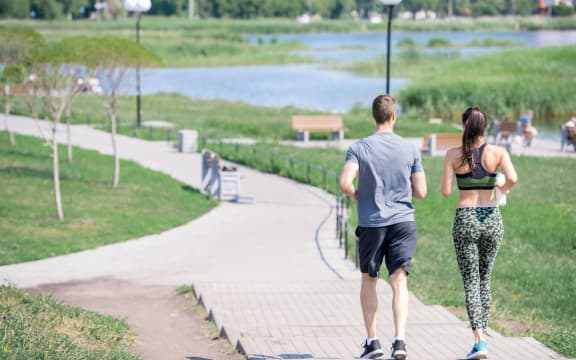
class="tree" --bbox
[149,0,186,15]
[21,40,86,220]
[56,0,90,19]
[0,0,31,18]
[0,28,44,145]
[88,36,161,188]
[30,0,64,19]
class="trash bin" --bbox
[178,130,198,153]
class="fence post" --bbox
[306,162,311,184]
[344,219,349,260]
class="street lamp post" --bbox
[380,0,402,95]
[124,0,151,127]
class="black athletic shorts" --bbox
[356,221,418,278]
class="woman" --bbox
[441,107,518,360]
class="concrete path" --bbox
[1,116,571,360]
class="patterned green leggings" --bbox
[452,207,503,331]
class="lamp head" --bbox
[124,0,151,12]
[379,0,402,5]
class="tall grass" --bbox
[399,45,576,125]
[0,285,140,359]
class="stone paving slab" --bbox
[194,280,568,360]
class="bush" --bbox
[427,37,451,47]
[553,3,575,16]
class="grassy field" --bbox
[0,284,140,359]
[7,93,459,141]
[0,131,217,265]
[208,139,576,358]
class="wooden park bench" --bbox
[291,115,344,142]
[421,133,461,156]
[496,121,518,144]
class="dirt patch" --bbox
[29,277,244,360]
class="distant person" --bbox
[561,116,576,152]
[518,110,537,147]
[441,107,518,360]
[339,94,427,360]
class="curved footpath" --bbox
[1,115,571,360]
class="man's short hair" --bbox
[372,94,397,124]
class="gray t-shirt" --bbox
[346,132,424,227]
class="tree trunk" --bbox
[52,122,64,221]
[110,112,120,188]
[4,85,15,145]
[66,103,73,163]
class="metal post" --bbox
[344,220,349,260]
[188,0,194,19]
[385,5,394,95]
[136,13,142,127]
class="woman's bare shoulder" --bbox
[446,146,462,158]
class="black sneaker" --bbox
[360,339,384,359]
[391,339,407,360]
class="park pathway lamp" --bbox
[124,0,151,127]
[380,0,401,95]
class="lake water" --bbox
[139,30,576,113]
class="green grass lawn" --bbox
[0,284,141,359]
[0,131,217,265]
[7,93,459,142]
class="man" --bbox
[339,95,427,359]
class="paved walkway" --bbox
[1,116,571,360]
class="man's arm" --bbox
[339,162,359,200]
[411,171,427,199]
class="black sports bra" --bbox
[455,144,497,190]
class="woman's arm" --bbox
[496,150,518,193]
[441,149,456,197]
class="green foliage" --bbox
[427,36,451,47]
[0,284,141,359]
[0,27,44,63]
[0,0,30,19]
[0,131,217,265]
[399,45,576,124]
[30,0,64,19]
[150,0,186,16]
[553,2,575,16]
[397,37,416,47]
